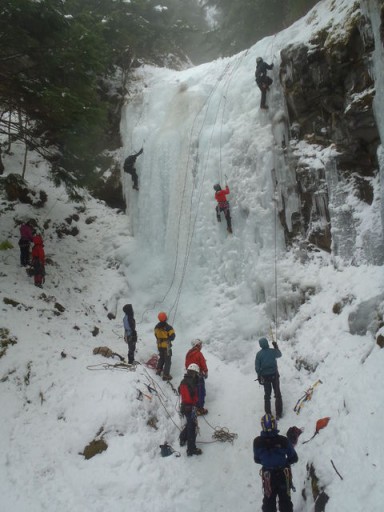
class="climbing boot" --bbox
[196,408,208,416]
[187,448,202,456]
[162,375,173,381]
[156,369,162,376]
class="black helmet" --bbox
[213,184,221,192]
[256,57,263,64]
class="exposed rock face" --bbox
[278,3,384,263]
[91,165,126,211]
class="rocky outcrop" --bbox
[91,164,126,211]
[278,3,383,262]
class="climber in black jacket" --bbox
[255,57,274,110]
[123,148,143,190]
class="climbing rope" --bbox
[199,414,238,444]
[86,362,138,372]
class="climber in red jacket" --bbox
[214,183,232,234]
[185,339,208,415]
[31,234,45,288]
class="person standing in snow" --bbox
[214,183,232,234]
[31,234,45,288]
[255,57,274,110]
[253,414,298,512]
[18,220,34,266]
[185,339,208,415]
[255,337,283,419]
[123,304,137,364]
[123,148,143,191]
[179,363,203,456]
[154,312,175,381]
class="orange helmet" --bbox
[158,312,167,322]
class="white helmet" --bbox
[187,363,200,373]
[191,338,203,347]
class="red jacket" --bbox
[179,374,199,406]
[215,185,230,204]
[185,347,208,375]
[32,236,45,265]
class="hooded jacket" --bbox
[20,223,34,241]
[185,346,208,375]
[31,235,45,265]
[253,430,298,469]
[255,337,281,377]
[123,304,136,338]
[179,372,199,406]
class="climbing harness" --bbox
[260,470,272,497]
[284,467,296,494]
[293,380,322,414]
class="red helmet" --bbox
[158,312,167,322]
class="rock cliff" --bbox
[278,1,384,264]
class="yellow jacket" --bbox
[154,321,175,349]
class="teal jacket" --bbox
[255,338,281,377]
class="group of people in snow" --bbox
[122,306,208,456]
[18,221,46,288]
[123,304,297,500]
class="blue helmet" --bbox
[261,414,277,432]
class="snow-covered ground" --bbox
[1,1,384,511]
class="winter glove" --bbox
[203,372,208,379]
[272,341,279,349]
[271,63,274,69]
[258,376,264,384]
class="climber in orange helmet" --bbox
[154,312,175,381]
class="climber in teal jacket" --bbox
[255,337,283,419]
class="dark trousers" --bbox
[130,171,138,189]
[261,468,293,512]
[156,347,172,376]
[19,239,30,266]
[197,375,206,408]
[180,407,197,453]
[126,169,138,189]
[262,374,283,418]
[125,335,137,364]
[216,205,232,232]
[257,76,273,108]
[33,260,45,287]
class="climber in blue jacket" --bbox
[253,414,298,512]
[255,337,283,419]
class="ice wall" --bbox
[363,0,384,237]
